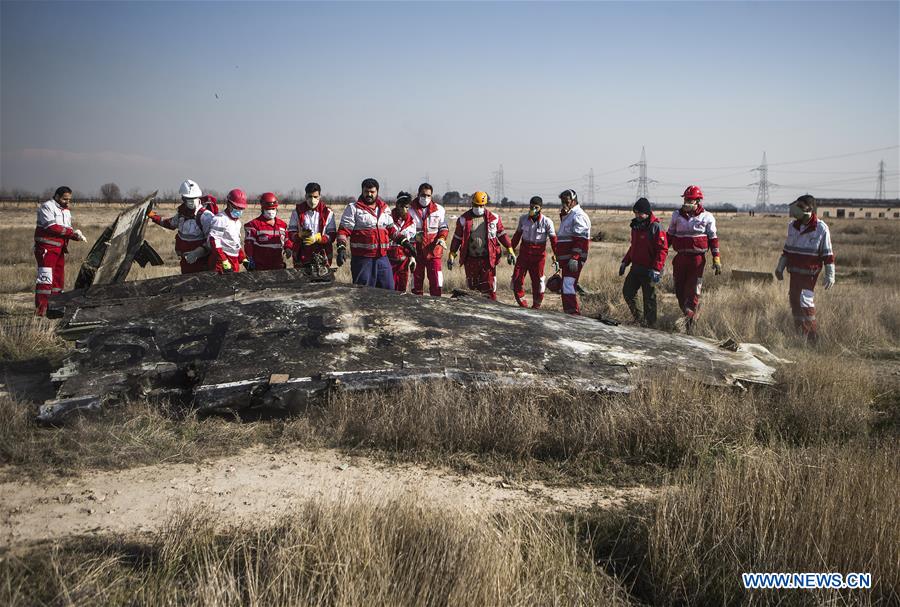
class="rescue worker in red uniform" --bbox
[666,185,721,334]
[409,183,449,297]
[287,182,336,269]
[208,189,248,274]
[148,179,216,273]
[447,191,515,300]
[619,197,669,327]
[555,189,591,315]
[775,194,835,344]
[388,192,417,292]
[337,178,416,289]
[33,186,87,316]
[243,192,288,271]
[510,196,558,309]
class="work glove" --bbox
[184,247,205,264]
[147,210,160,221]
[713,255,722,276]
[567,258,580,273]
[650,270,661,283]
[401,239,417,259]
[73,229,86,242]
[408,257,417,273]
[447,251,457,271]
[774,255,787,281]
[618,262,628,276]
[221,259,232,272]
[283,247,293,259]
[822,263,836,290]
[506,247,517,266]
[551,255,560,273]
[242,258,255,271]
[303,232,322,246]
[336,244,347,267]
[433,238,447,257]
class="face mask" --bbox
[681,202,696,213]
[419,195,431,206]
[263,209,277,220]
[183,198,199,212]
[790,205,811,221]
[472,206,485,217]
[307,196,320,206]
[529,207,541,218]
[229,208,243,219]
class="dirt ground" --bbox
[0,446,656,549]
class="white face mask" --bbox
[307,196,320,206]
[419,195,431,206]
[263,209,277,220]
[183,198,200,212]
[472,206,485,217]
[681,202,697,213]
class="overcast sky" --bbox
[1,0,898,204]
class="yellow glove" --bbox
[506,247,517,266]
[303,232,322,246]
[713,255,722,276]
[221,259,232,272]
[447,251,458,270]
[147,210,160,220]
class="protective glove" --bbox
[242,258,255,271]
[221,259,233,272]
[713,255,722,276]
[147,210,160,221]
[822,263,836,289]
[551,255,560,273]
[336,244,347,267]
[567,258,579,273]
[506,247,517,266]
[73,229,86,242]
[447,251,457,271]
[619,262,628,276]
[433,238,447,256]
[408,257,417,273]
[303,232,322,246]
[650,270,661,283]
[184,247,206,264]
[774,255,787,281]
[283,247,293,259]
[401,239,417,259]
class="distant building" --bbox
[817,199,900,220]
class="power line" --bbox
[749,152,775,208]
[876,160,886,200]
[628,146,656,199]
[652,144,899,171]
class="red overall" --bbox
[449,209,512,301]
[388,207,416,292]
[556,205,592,315]
[33,199,76,315]
[666,205,719,319]
[244,216,288,270]
[409,201,449,297]
[510,213,557,309]
[783,215,834,341]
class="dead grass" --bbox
[0,496,632,606]
[0,317,68,361]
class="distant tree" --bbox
[720,203,738,213]
[99,182,122,203]
[442,191,462,206]
[126,187,143,202]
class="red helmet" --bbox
[259,192,279,209]
[226,188,248,209]
[681,185,703,201]
[546,273,563,294]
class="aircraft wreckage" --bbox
[37,198,782,423]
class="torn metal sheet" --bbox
[73,191,163,290]
[39,270,779,422]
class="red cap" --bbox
[681,185,703,200]
[259,192,279,209]
[226,188,248,209]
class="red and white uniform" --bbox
[34,199,75,314]
[409,200,449,297]
[337,197,400,258]
[783,215,833,339]
[510,213,558,309]
[449,209,513,300]
[207,212,246,274]
[151,206,216,273]
[287,201,336,266]
[556,204,591,314]
[667,205,719,319]
[244,215,288,271]
[388,208,416,292]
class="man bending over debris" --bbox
[620,197,668,327]
[337,178,416,289]
[287,182,336,270]
[510,196,558,309]
[147,179,216,274]
[555,189,591,315]
[34,186,87,316]
[243,192,288,271]
[448,191,516,300]
[775,194,835,344]
[207,189,248,274]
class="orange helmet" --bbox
[472,191,489,206]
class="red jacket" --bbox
[34,199,75,250]
[388,208,416,261]
[622,213,668,272]
[449,209,512,266]
[783,214,834,275]
[337,197,401,258]
[666,204,719,256]
[408,201,450,260]
[245,216,288,270]
[287,201,336,265]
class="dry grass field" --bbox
[1,201,898,605]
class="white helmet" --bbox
[179,179,202,199]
